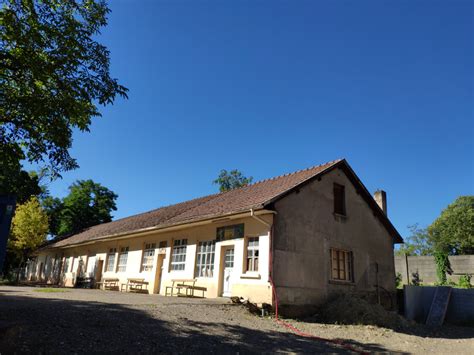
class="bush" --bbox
[411,271,422,286]
[458,274,472,288]
[434,251,452,285]
[395,272,403,288]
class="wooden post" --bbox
[405,253,410,285]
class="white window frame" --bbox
[117,247,129,272]
[170,239,187,271]
[105,248,116,272]
[141,243,156,272]
[195,240,215,278]
[63,257,70,274]
[246,237,259,272]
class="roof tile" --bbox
[48,159,342,248]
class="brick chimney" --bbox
[374,190,387,215]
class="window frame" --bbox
[63,257,70,274]
[141,243,156,272]
[333,183,346,216]
[116,246,129,272]
[245,236,260,273]
[195,240,215,278]
[105,248,117,272]
[170,239,188,271]
[216,224,244,241]
[330,248,354,282]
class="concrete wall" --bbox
[273,167,397,316]
[395,255,474,285]
[32,215,273,304]
[404,285,474,325]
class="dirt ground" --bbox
[0,285,473,354]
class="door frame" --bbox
[154,254,165,294]
[219,245,235,297]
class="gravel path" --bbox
[0,286,473,354]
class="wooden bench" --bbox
[75,276,94,289]
[165,279,207,297]
[96,278,120,291]
[121,278,149,293]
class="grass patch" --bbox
[34,288,69,293]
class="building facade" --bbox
[28,159,403,314]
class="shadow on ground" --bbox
[303,313,474,341]
[0,291,399,354]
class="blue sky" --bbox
[44,0,473,238]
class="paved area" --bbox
[0,285,473,354]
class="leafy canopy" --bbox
[0,0,128,178]
[428,196,474,255]
[49,179,118,237]
[395,224,433,256]
[213,169,253,192]
[9,196,48,254]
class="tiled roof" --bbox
[48,159,343,248]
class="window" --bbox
[170,239,187,271]
[159,240,168,248]
[330,249,353,282]
[195,241,215,277]
[224,248,234,268]
[106,248,116,272]
[117,247,129,272]
[333,183,346,216]
[141,243,156,272]
[246,237,259,272]
[216,224,244,241]
[63,257,70,274]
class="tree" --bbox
[8,197,49,279]
[0,144,42,203]
[428,196,474,255]
[55,179,118,236]
[213,169,253,192]
[41,195,63,237]
[1,0,128,181]
[395,224,433,256]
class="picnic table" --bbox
[96,278,119,291]
[165,279,207,297]
[120,278,149,293]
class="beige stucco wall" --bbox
[272,167,396,315]
[32,216,273,304]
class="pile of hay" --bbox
[312,294,409,329]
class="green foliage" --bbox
[395,224,433,256]
[213,169,253,192]
[41,195,63,236]
[53,179,118,237]
[0,0,128,179]
[428,196,474,255]
[395,272,402,288]
[434,250,453,285]
[0,145,42,203]
[411,271,422,286]
[458,274,472,289]
[9,197,49,256]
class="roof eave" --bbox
[263,159,403,244]
[43,206,272,250]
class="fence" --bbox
[394,255,474,285]
[404,285,474,325]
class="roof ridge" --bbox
[257,158,343,185]
[229,158,344,190]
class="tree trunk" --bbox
[15,253,26,284]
